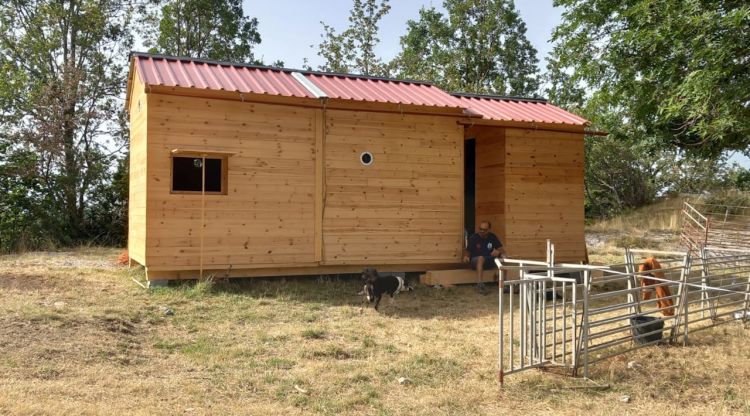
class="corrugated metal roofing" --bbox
[303,73,465,108]
[133,54,315,98]
[453,93,589,126]
[129,53,588,126]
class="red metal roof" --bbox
[453,94,589,126]
[129,53,589,126]
[133,54,315,98]
[304,73,465,108]
[130,53,465,108]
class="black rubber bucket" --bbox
[630,315,664,344]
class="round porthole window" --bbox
[360,151,373,166]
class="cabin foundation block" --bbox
[420,269,498,286]
[148,279,170,289]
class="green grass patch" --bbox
[388,354,464,387]
[179,337,218,357]
[303,344,361,360]
[265,358,295,370]
[153,339,183,353]
[301,328,326,339]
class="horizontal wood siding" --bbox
[145,95,317,269]
[323,109,464,264]
[472,126,506,242]
[128,71,147,264]
[504,128,585,261]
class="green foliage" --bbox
[656,152,729,196]
[394,0,541,96]
[550,1,750,218]
[0,140,46,252]
[316,0,391,75]
[584,136,739,219]
[0,0,133,250]
[548,0,750,157]
[145,0,261,62]
[84,154,128,246]
[584,137,655,218]
[723,166,750,191]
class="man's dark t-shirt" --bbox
[467,232,503,257]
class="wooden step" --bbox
[420,269,498,286]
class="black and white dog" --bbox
[361,268,413,311]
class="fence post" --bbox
[520,266,527,367]
[704,216,710,248]
[583,269,590,379]
[563,274,568,373]
[624,248,642,315]
[572,279,578,377]
[498,263,504,385]
[671,252,692,345]
[700,248,718,320]
[530,279,536,363]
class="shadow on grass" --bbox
[156,274,501,320]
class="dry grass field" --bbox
[1,244,749,415]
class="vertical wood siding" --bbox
[504,128,585,261]
[128,72,147,264]
[144,95,317,269]
[322,109,465,264]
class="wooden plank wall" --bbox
[128,72,147,265]
[504,128,585,262]
[145,95,317,269]
[323,109,464,264]
[472,126,506,241]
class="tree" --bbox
[547,0,750,157]
[583,134,739,219]
[725,166,750,191]
[145,0,261,63]
[393,7,453,85]
[655,151,729,197]
[0,139,46,252]
[583,137,656,218]
[394,0,541,96]
[0,0,133,247]
[85,152,129,246]
[316,0,391,76]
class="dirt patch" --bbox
[98,316,137,335]
[0,272,68,292]
[0,251,121,270]
[0,314,142,364]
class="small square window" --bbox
[171,156,227,194]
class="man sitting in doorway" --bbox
[462,221,506,294]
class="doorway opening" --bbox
[464,138,476,239]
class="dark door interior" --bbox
[464,138,475,239]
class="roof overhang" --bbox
[142,83,470,117]
[458,117,588,134]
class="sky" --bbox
[247,0,563,70]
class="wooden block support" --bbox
[420,269,498,286]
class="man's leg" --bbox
[476,256,488,294]
[475,256,485,283]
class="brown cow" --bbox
[638,258,675,316]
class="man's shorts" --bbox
[470,256,496,268]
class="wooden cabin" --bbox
[125,53,589,282]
